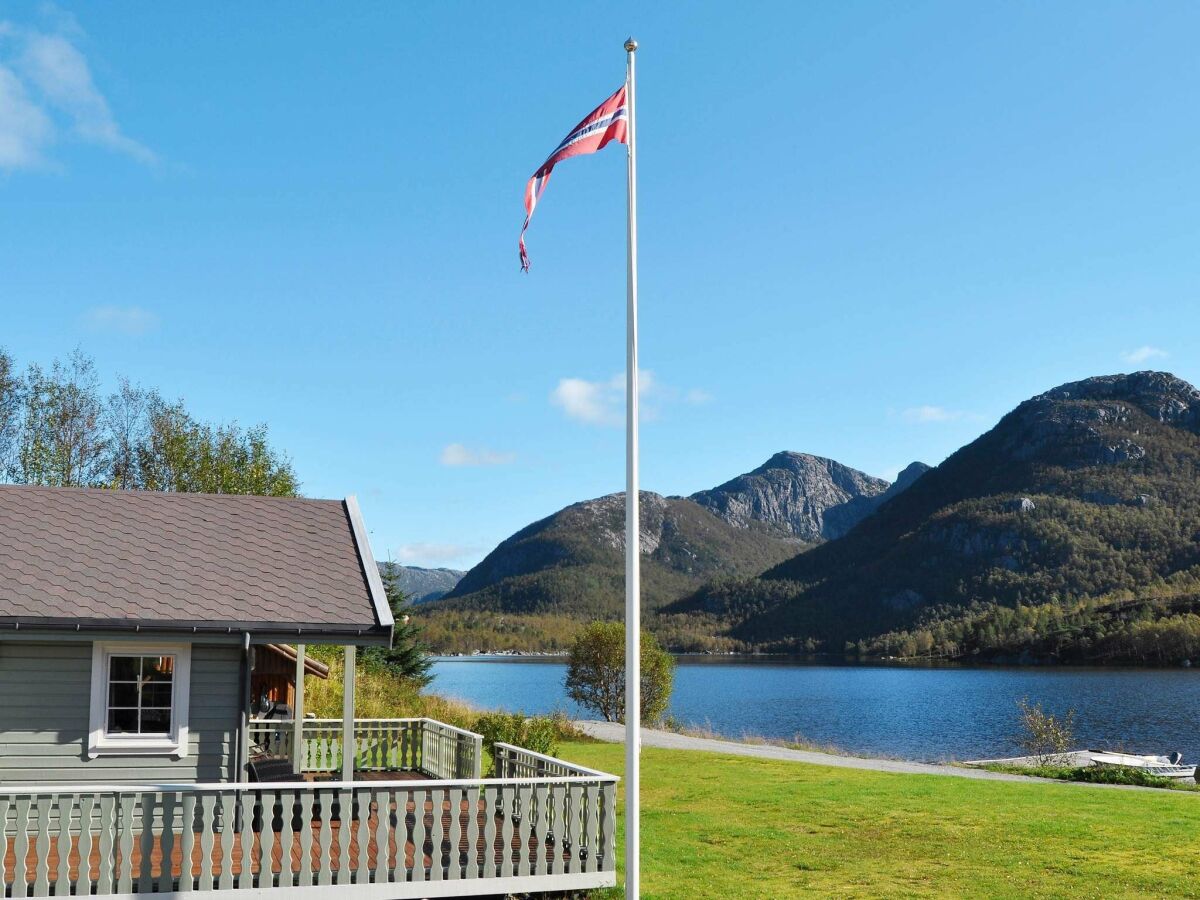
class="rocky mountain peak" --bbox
[999,371,1200,468]
[380,563,466,604]
[690,451,893,541]
[570,491,670,554]
[1032,371,1200,429]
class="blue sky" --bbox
[2,2,1198,569]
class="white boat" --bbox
[1090,751,1197,780]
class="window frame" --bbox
[88,642,191,759]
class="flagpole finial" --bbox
[624,36,638,52]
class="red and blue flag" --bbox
[520,85,628,271]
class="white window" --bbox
[88,642,191,758]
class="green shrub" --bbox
[981,762,1198,791]
[1069,765,1182,789]
[1016,697,1076,766]
[473,711,560,770]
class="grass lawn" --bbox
[560,741,1200,899]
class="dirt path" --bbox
[574,721,1180,793]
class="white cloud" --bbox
[395,542,480,566]
[82,305,158,335]
[552,375,624,426]
[0,63,53,169]
[902,405,958,423]
[897,405,986,425]
[439,443,516,467]
[551,370,709,427]
[0,17,154,171]
[1121,346,1168,365]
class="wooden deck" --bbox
[1,727,616,898]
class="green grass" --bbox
[561,741,1200,899]
[978,762,1200,791]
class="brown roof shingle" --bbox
[0,485,389,635]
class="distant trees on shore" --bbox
[853,593,1200,666]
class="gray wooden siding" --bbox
[0,641,240,785]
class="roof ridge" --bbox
[0,483,341,504]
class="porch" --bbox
[246,718,485,782]
[0,724,618,898]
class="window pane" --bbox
[109,683,139,707]
[109,657,141,681]
[143,657,174,682]
[140,708,171,735]
[108,708,138,734]
[142,682,173,708]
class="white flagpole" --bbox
[622,34,641,900]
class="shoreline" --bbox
[433,651,1200,670]
[573,721,1195,793]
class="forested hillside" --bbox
[670,372,1200,664]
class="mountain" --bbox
[436,491,803,620]
[381,563,465,604]
[688,452,895,541]
[424,452,933,653]
[674,372,1200,661]
[864,461,932,514]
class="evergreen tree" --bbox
[362,564,433,686]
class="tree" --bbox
[104,379,155,489]
[360,563,432,686]
[1016,697,1076,767]
[565,621,675,724]
[12,351,109,486]
[0,348,21,478]
[136,397,299,496]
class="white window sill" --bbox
[87,739,188,760]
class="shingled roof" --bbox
[0,485,393,639]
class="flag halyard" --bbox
[519,84,628,271]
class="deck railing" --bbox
[0,771,618,898]
[248,718,483,780]
[493,743,614,780]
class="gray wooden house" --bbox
[0,484,394,786]
[0,485,618,898]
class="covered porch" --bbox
[240,641,486,783]
[2,645,619,898]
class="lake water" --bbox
[430,656,1200,763]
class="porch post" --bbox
[342,644,356,782]
[293,643,306,774]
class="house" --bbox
[0,484,392,785]
[0,484,617,898]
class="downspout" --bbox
[233,631,251,783]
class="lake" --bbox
[430,656,1200,763]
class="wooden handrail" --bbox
[248,716,486,779]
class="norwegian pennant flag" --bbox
[520,85,628,271]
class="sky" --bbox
[1,2,1198,570]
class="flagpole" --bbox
[622,34,641,900]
